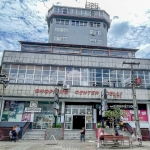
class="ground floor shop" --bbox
[0,99,150,130]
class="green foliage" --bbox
[52,124,62,128]
[97,124,102,128]
[104,106,124,119]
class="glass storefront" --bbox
[1,101,30,122]
[1,101,62,129]
[64,105,93,130]
[33,102,61,129]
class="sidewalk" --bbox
[0,140,150,150]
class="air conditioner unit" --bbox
[63,84,70,90]
[57,81,63,85]
[91,33,95,36]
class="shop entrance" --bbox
[73,115,85,129]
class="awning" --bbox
[128,122,149,129]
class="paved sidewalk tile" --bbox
[0,140,150,150]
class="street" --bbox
[0,140,150,150]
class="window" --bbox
[56,19,60,24]
[97,40,101,44]
[54,36,67,41]
[72,20,75,26]
[90,39,101,44]
[90,30,101,35]
[89,22,101,27]
[71,20,87,26]
[63,8,67,14]
[55,28,68,32]
[55,19,69,25]
[103,23,107,29]
[90,39,96,43]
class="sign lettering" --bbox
[34,89,122,98]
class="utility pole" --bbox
[123,62,142,146]
[99,89,107,128]
[53,88,59,128]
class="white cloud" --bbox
[0,0,150,60]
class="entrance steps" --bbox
[22,129,45,140]
[64,130,96,140]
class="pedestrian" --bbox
[80,127,85,142]
[12,126,17,142]
[9,131,13,141]
[115,129,119,136]
[16,125,21,140]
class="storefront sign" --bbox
[30,101,38,108]
[109,104,133,109]
[107,91,122,98]
[123,110,148,122]
[35,89,69,94]
[75,90,99,95]
[24,107,41,112]
[34,89,122,97]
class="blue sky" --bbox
[0,0,150,61]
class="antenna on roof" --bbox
[85,1,99,9]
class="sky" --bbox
[0,0,150,62]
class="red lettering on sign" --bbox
[88,91,91,95]
[95,91,99,95]
[59,90,63,94]
[83,91,87,95]
[49,90,54,93]
[80,91,83,95]
[35,89,39,93]
[75,90,79,94]
[64,91,69,94]
[91,91,95,95]
[40,89,44,93]
[44,90,49,94]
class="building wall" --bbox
[0,84,149,101]
[2,51,150,70]
[49,18,107,46]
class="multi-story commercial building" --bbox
[0,3,150,139]
[46,4,111,46]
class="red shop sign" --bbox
[107,91,122,98]
[35,89,69,94]
[75,90,99,95]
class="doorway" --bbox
[73,115,85,129]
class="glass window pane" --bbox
[35,66,42,70]
[2,68,9,74]
[11,65,18,69]
[27,70,34,74]
[35,70,42,74]
[18,74,25,79]
[34,75,41,79]
[42,75,49,80]
[2,64,10,68]
[17,79,24,83]
[26,74,33,79]
[25,79,33,83]
[19,65,26,69]
[42,80,49,84]
[43,66,50,70]
[10,69,18,73]
[27,65,34,70]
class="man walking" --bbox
[80,127,85,142]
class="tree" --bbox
[105,106,124,129]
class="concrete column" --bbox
[147,104,150,130]
[61,101,65,139]
[93,109,97,130]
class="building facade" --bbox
[46,5,110,46]
[0,41,150,131]
[0,4,150,133]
